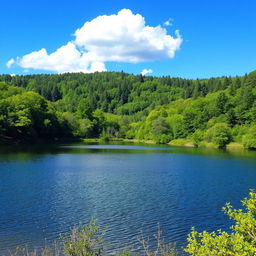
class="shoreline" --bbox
[1,137,247,152]
[83,138,247,151]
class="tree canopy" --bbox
[0,70,256,147]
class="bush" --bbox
[185,190,256,255]
[62,219,106,256]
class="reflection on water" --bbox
[1,142,256,162]
[1,142,256,254]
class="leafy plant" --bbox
[62,219,106,256]
[185,190,256,255]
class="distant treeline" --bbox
[0,71,256,148]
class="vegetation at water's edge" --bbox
[1,70,256,149]
[4,191,256,256]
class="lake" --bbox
[1,142,256,254]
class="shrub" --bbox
[185,190,256,255]
[62,219,106,256]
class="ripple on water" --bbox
[1,143,256,254]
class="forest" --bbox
[0,70,256,148]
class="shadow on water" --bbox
[1,141,256,162]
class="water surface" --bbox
[1,143,256,254]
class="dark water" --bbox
[1,142,256,254]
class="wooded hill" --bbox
[0,70,256,148]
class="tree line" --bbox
[0,70,256,148]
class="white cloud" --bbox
[75,9,182,63]
[6,58,15,68]
[15,42,106,73]
[141,69,153,76]
[7,9,182,73]
[164,18,174,27]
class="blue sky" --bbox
[1,0,256,78]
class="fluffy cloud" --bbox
[74,9,182,63]
[141,69,153,76]
[15,42,106,73]
[8,42,107,74]
[7,9,182,73]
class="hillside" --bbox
[0,71,256,148]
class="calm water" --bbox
[1,143,256,254]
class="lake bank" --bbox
[83,137,246,152]
[0,134,248,153]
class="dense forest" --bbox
[0,70,256,148]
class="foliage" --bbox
[78,119,94,138]
[185,190,256,255]
[242,126,256,149]
[151,117,171,143]
[191,130,204,147]
[99,131,111,142]
[1,71,256,148]
[0,89,68,142]
[167,114,185,140]
[76,99,93,120]
[62,219,106,256]
[205,123,232,148]
[6,221,179,256]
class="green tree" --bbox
[242,126,256,149]
[77,98,93,119]
[234,77,241,89]
[215,92,228,115]
[191,130,204,147]
[226,109,237,127]
[92,109,106,136]
[78,119,94,138]
[151,117,171,143]
[245,70,256,88]
[62,112,80,136]
[206,123,232,148]
[167,114,185,139]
